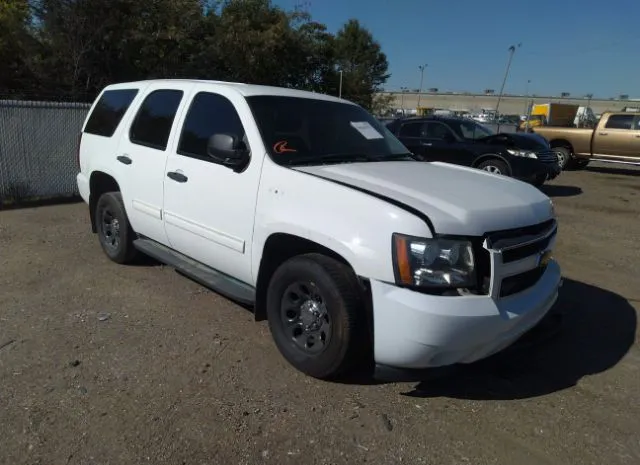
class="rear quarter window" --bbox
[84,89,139,137]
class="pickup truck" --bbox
[76,79,562,380]
[533,112,640,169]
[385,116,561,186]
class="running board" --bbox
[590,158,640,166]
[133,238,255,306]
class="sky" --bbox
[275,0,640,98]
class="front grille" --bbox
[536,150,559,164]
[500,266,546,297]
[502,234,552,263]
[481,219,557,298]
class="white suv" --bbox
[76,79,561,379]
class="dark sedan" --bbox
[385,116,561,186]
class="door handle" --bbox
[598,132,608,136]
[167,171,188,183]
[421,142,433,146]
[117,155,132,165]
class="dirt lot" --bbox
[1,162,639,465]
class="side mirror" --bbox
[207,133,250,172]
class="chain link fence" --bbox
[0,99,91,205]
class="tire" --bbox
[573,159,590,170]
[266,253,368,379]
[95,192,138,264]
[532,175,546,188]
[553,146,571,170]
[476,158,510,176]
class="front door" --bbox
[162,88,263,285]
[592,113,635,159]
[630,115,640,161]
[116,84,189,245]
[420,122,468,165]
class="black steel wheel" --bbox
[280,280,332,355]
[95,192,138,264]
[266,253,368,379]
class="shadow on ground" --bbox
[586,165,640,177]
[377,278,635,400]
[0,195,83,211]
[540,185,583,197]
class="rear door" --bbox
[115,83,191,245]
[395,121,428,158]
[592,114,635,158]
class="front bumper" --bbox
[77,172,90,204]
[510,157,561,183]
[370,259,561,369]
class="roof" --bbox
[104,79,352,104]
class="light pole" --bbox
[417,64,427,109]
[338,70,343,99]
[495,43,521,116]
[524,79,531,115]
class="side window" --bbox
[633,117,640,131]
[129,89,184,151]
[425,122,453,140]
[84,89,138,137]
[605,114,634,130]
[399,122,425,138]
[178,92,247,161]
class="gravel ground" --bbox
[1,162,639,465]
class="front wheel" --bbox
[477,158,510,176]
[95,192,138,264]
[266,254,368,379]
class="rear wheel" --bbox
[266,253,368,379]
[95,192,138,264]
[553,146,571,170]
[477,158,510,176]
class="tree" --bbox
[332,19,390,110]
[0,0,38,92]
[5,0,391,109]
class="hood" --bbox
[477,133,550,150]
[292,161,553,236]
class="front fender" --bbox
[252,160,430,283]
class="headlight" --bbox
[507,149,537,158]
[393,234,476,288]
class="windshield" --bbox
[246,96,411,166]
[447,119,495,140]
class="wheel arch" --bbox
[548,139,574,152]
[473,153,512,175]
[89,171,121,233]
[254,233,372,324]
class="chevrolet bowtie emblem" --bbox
[539,250,553,267]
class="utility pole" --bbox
[495,43,521,116]
[338,70,343,99]
[417,64,427,109]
